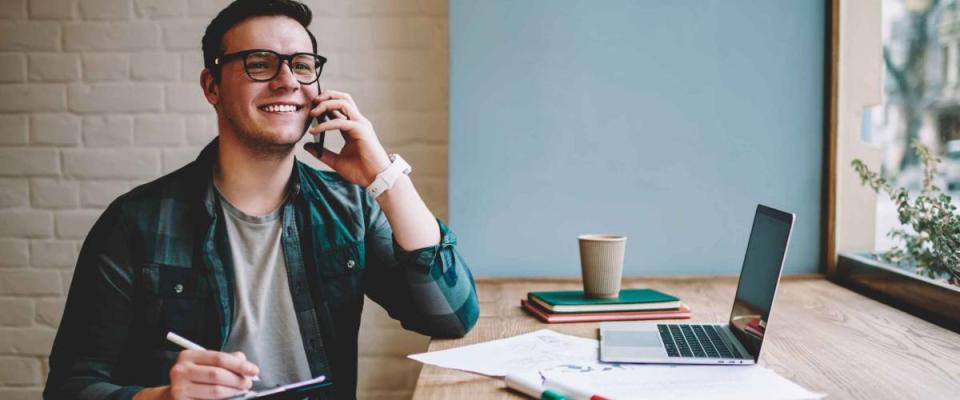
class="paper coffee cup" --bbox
[578,234,626,298]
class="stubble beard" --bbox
[226,112,311,160]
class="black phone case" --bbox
[314,115,326,150]
[315,83,327,150]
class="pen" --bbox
[505,373,569,400]
[542,377,610,400]
[166,331,260,381]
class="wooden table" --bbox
[411,276,960,399]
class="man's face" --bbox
[210,16,318,152]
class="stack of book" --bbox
[521,288,691,323]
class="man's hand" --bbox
[304,89,440,250]
[303,90,391,187]
[133,350,259,400]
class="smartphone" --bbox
[314,82,332,151]
[314,115,327,150]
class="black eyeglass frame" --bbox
[213,49,327,85]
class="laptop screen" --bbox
[728,205,794,360]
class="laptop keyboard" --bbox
[657,324,744,359]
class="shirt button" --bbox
[173,283,184,294]
[346,259,355,269]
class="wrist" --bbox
[374,174,411,204]
[366,153,391,186]
[366,154,412,198]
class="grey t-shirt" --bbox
[217,190,313,390]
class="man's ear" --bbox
[200,68,220,106]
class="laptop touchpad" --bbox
[604,331,661,347]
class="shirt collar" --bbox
[195,137,308,218]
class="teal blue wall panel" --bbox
[449,0,824,277]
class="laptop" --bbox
[599,204,795,365]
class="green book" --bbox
[528,288,681,313]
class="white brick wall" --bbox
[0,0,449,398]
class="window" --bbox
[832,0,960,333]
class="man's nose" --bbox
[270,60,300,88]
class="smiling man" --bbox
[43,1,479,399]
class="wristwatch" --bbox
[366,154,412,198]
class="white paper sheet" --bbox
[541,366,825,400]
[408,329,616,377]
[409,329,825,399]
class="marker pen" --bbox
[543,377,611,400]
[505,373,569,400]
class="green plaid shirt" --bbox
[44,139,479,400]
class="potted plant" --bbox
[837,139,960,332]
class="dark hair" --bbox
[201,0,318,82]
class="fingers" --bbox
[316,89,355,105]
[312,90,364,121]
[187,364,252,389]
[309,118,363,138]
[311,98,362,122]
[315,110,347,123]
[178,350,259,379]
[173,381,247,400]
[169,351,258,400]
[318,147,338,168]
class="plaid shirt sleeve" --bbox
[44,199,145,400]
[361,198,479,338]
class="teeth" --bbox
[260,104,299,113]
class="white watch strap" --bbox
[366,154,411,198]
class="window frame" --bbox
[825,0,960,333]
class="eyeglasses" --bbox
[214,49,327,85]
